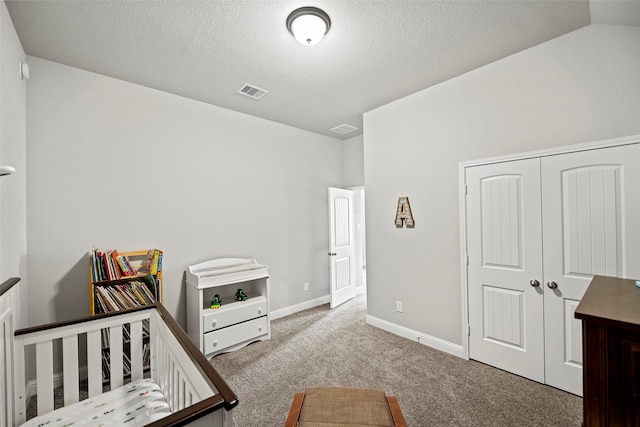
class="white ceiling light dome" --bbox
[286,7,331,46]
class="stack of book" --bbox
[94,280,158,313]
[100,320,150,347]
[90,248,163,282]
[101,343,151,382]
[101,321,151,382]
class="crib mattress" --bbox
[21,378,171,427]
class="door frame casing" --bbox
[348,186,367,295]
[458,134,640,360]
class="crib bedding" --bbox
[21,379,171,427]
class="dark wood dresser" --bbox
[575,275,640,426]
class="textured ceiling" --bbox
[5,0,633,139]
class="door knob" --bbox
[529,279,540,287]
[328,252,337,256]
[547,281,558,289]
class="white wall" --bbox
[0,1,27,327]
[342,134,364,188]
[364,25,640,347]
[342,135,366,290]
[26,57,344,327]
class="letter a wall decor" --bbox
[395,196,415,228]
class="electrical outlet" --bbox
[304,282,309,291]
[396,301,403,313]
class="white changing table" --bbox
[186,258,270,358]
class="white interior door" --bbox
[466,158,545,383]
[328,187,356,309]
[541,143,640,395]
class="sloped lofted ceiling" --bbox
[4,1,637,139]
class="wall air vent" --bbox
[330,124,359,135]
[237,83,269,100]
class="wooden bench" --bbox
[285,387,407,427]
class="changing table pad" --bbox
[21,378,171,427]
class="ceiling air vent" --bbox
[330,124,359,135]
[237,83,268,100]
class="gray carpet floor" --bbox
[212,294,583,426]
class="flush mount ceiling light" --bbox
[286,6,331,46]
[0,166,16,176]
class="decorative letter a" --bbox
[395,196,415,228]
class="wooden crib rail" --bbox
[12,302,237,426]
[14,303,152,336]
[0,277,20,297]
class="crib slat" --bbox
[181,372,186,410]
[162,347,169,406]
[0,326,5,427]
[86,330,102,397]
[1,316,12,427]
[62,335,79,405]
[178,372,185,410]
[166,352,173,409]
[175,369,182,410]
[171,359,177,411]
[35,341,54,415]
[159,338,166,390]
[130,320,143,380]
[13,336,26,425]
[148,312,157,382]
[110,325,123,389]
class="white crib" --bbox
[0,277,237,427]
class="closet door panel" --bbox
[542,143,640,396]
[466,158,544,383]
[563,165,622,277]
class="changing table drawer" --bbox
[203,317,268,355]
[202,297,267,333]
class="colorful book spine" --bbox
[149,250,159,275]
[90,248,97,282]
[110,250,124,278]
[116,256,130,276]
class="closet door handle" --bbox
[328,252,337,256]
[529,279,540,287]
[547,281,558,289]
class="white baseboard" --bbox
[25,366,88,403]
[366,314,465,359]
[270,295,330,320]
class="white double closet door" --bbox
[466,142,640,396]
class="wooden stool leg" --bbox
[387,396,407,427]
[285,392,305,427]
